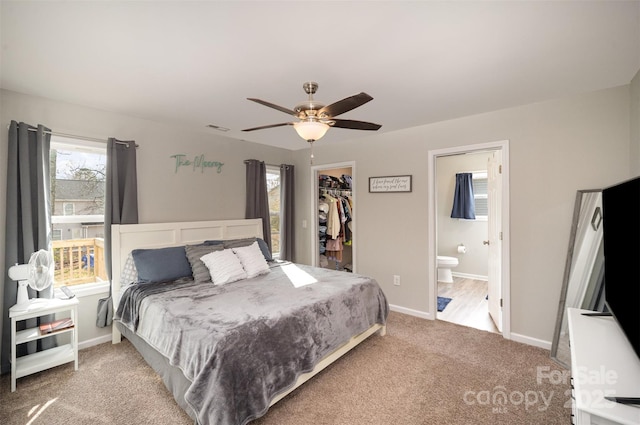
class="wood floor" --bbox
[438,276,499,333]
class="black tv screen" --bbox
[602,177,640,359]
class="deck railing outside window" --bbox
[51,238,107,287]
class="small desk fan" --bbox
[8,249,54,310]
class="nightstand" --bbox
[9,297,79,392]
[568,308,640,424]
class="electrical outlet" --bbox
[393,275,400,286]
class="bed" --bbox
[111,219,388,425]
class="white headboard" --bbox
[111,218,263,343]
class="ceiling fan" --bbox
[242,82,382,144]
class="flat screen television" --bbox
[602,176,640,360]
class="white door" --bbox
[487,151,503,332]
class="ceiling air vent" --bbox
[206,124,229,132]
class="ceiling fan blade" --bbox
[242,122,294,132]
[331,119,382,131]
[319,92,374,117]
[247,98,297,116]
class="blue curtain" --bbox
[451,173,476,219]
[2,121,54,373]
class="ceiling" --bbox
[1,1,639,151]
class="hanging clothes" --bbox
[341,196,353,245]
[326,237,343,262]
[328,196,345,263]
[318,177,353,271]
[325,194,341,239]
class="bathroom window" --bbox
[472,172,488,221]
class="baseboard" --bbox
[389,304,434,320]
[451,271,488,281]
[79,334,112,350]
[510,332,551,350]
[386,304,551,350]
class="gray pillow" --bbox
[131,246,192,284]
[255,238,273,262]
[185,243,225,283]
[221,237,257,249]
[204,240,224,246]
[210,237,273,262]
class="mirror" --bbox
[551,189,607,368]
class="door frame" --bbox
[309,160,357,272]
[487,150,503,332]
[427,140,511,339]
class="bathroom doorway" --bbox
[427,141,510,337]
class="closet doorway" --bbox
[310,161,356,273]
[427,141,510,338]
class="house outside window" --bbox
[50,137,107,288]
[266,166,281,258]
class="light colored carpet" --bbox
[0,312,571,424]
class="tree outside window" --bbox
[266,167,281,258]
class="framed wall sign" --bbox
[369,175,412,193]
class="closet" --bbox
[317,166,354,272]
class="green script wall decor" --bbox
[171,154,224,173]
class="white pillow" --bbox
[233,241,270,278]
[200,249,247,285]
[120,253,139,285]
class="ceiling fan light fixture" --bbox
[293,120,329,142]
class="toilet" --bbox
[437,256,459,283]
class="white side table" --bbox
[9,297,79,392]
[568,308,640,424]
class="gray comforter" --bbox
[114,262,388,425]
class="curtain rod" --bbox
[244,159,284,168]
[243,159,281,168]
[6,125,138,147]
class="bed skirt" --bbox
[116,322,198,422]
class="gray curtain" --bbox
[245,159,272,250]
[280,164,295,261]
[97,138,138,328]
[2,121,54,374]
[451,173,476,219]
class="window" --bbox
[50,137,107,288]
[266,166,281,258]
[63,202,75,216]
[472,172,488,221]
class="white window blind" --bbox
[472,172,488,220]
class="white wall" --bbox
[436,152,491,278]
[0,90,292,358]
[1,78,637,357]
[292,84,632,344]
